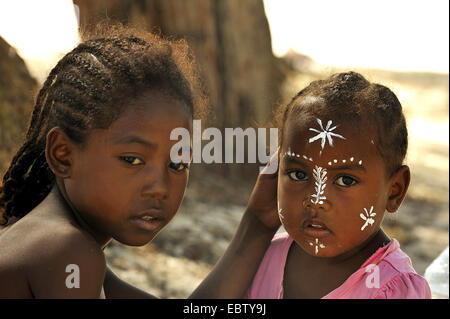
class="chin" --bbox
[114,233,156,247]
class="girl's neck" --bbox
[53,179,112,249]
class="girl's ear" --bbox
[45,127,75,178]
[386,165,410,213]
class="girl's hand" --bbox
[246,149,280,232]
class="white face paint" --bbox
[360,206,377,231]
[284,149,314,163]
[277,201,284,222]
[309,238,326,255]
[308,118,346,151]
[325,157,364,167]
[311,165,327,205]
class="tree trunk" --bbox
[74,0,284,179]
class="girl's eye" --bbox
[169,162,190,172]
[120,156,144,166]
[287,170,308,181]
[335,176,357,187]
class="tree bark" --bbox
[74,0,282,128]
[74,0,283,179]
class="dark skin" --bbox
[279,115,410,299]
[0,90,280,298]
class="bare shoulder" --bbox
[0,211,106,298]
[27,220,106,298]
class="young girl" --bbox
[247,71,432,299]
[0,24,280,298]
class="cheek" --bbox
[277,182,304,229]
[168,175,189,211]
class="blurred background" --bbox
[0,0,448,298]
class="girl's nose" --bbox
[141,169,169,200]
[302,195,331,212]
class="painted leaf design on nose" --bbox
[311,165,327,205]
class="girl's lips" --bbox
[302,219,331,238]
[129,216,164,232]
[130,209,166,232]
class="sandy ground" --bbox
[104,69,448,298]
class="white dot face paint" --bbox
[284,148,315,164]
[308,118,346,151]
[309,238,326,255]
[326,157,362,166]
[286,147,292,157]
[360,206,377,231]
[311,165,327,205]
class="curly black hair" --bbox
[0,23,208,225]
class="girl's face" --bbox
[65,91,192,246]
[278,115,391,258]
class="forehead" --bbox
[86,91,192,148]
[283,116,379,162]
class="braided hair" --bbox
[0,24,207,225]
[274,71,408,177]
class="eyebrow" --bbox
[282,156,308,167]
[113,135,157,149]
[327,164,366,172]
[283,156,366,172]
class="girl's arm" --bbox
[103,266,158,299]
[189,152,280,298]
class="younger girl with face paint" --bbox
[246,71,431,299]
[0,24,280,298]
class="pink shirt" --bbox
[247,232,431,299]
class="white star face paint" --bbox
[308,118,346,151]
[325,157,364,167]
[309,238,326,255]
[360,206,377,231]
[311,165,327,205]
